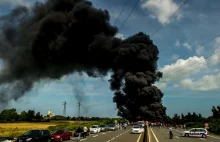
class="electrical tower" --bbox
[77,102,81,120]
[63,101,67,117]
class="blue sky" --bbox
[1,0,220,118]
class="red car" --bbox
[52,130,72,141]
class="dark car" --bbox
[0,137,14,142]
[16,130,53,142]
[52,130,72,141]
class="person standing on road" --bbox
[83,126,88,138]
[76,127,83,142]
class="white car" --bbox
[90,125,101,134]
[180,128,208,138]
[131,125,144,134]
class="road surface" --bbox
[148,127,220,142]
[66,126,143,142]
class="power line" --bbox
[151,0,189,37]
[114,0,129,26]
[168,53,220,80]
[120,0,140,30]
[164,46,220,79]
[175,34,220,60]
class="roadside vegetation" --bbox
[169,105,220,135]
[0,108,125,138]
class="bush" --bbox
[209,119,220,135]
[185,122,203,128]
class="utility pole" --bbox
[77,102,81,120]
[63,101,67,117]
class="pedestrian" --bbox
[77,127,83,142]
[83,126,88,138]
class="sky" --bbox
[0,0,220,118]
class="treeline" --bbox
[0,108,124,122]
[0,108,44,122]
[170,105,220,135]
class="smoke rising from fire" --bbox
[0,0,166,121]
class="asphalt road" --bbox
[148,127,220,142]
[66,126,142,142]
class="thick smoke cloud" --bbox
[0,0,166,121]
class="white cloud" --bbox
[214,37,220,47]
[154,82,167,90]
[171,54,179,61]
[208,37,220,65]
[195,44,204,55]
[149,14,156,19]
[160,56,207,82]
[208,48,220,65]
[175,40,180,47]
[213,69,219,73]
[141,0,183,24]
[182,42,192,50]
[0,0,31,7]
[178,73,220,91]
[115,33,125,40]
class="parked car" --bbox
[52,130,72,141]
[108,124,116,131]
[0,137,14,142]
[89,125,101,134]
[16,130,53,142]
[100,125,108,132]
[180,128,208,138]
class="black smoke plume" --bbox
[0,0,166,121]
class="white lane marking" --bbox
[147,126,151,142]
[200,138,206,140]
[106,129,131,142]
[80,139,87,141]
[209,135,220,140]
[150,128,159,142]
[175,136,179,138]
[102,133,106,135]
[137,133,142,142]
[93,135,98,137]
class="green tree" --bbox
[27,110,35,121]
[0,108,17,122]
[35,112,42,121]
[212,106,220,119]
[192,112,198,122]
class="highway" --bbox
[148,127,220,142]
[67,126,142,142]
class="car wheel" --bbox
[60,137,63,142]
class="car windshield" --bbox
[133,125,140,128]
[23,130,40,136]
[54,130,64,134]
[100,125,105,127]
[109,124,115,127]
[23,130,32,136]
[91,126,97,128]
